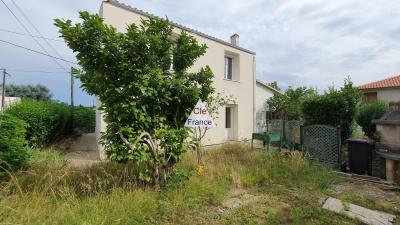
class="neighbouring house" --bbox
[0,96,20,111]
[255,79,282,132]
[96,0,256,159]
[359,75,400,103]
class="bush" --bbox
[267,86,316,120]
[72,106,95,135]
[356,100,389,140]
[302,79,361,141]
[0,113,31,173]
[5,100,72,146]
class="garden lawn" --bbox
[1,144,392,225]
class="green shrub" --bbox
[302,79,361,141]
[5,100,72,146]
[72,106,95,135]
[356,100,389,140]
[0,113,31,173]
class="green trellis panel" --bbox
[301,125,341,169]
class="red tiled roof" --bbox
[359,75,400,90]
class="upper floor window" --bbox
[224,56,233,80]
[224,52,240,81]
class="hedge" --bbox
[72,106,96,135]
[5,100,72,146]
[302,79,361,142]
[0,113,31,173]
[356,100,389,140]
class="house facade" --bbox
[255,79,281,133]
[96,0,256,159]
[359,75,400,103]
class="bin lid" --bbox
[347,138,375,145]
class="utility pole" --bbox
[1,69,6,111]
[70,67,74,107]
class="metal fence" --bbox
[266,119,284,136]
[284,120,302,144]
[301,125,341,169]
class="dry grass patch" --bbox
[0,144,366,224]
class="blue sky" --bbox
[1,0,400,105]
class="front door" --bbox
[225,106,235,140]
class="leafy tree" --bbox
[267,85,316,120]
[5,84,52,101]
[55,12,214,184]
[356,100,388,140]
[302,78,361,141]
[267,81,280,91]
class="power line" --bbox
[0,38,78,64]
[7,69,69,73]
[9,0,69,69]
[0,28,63,42]
[0,0,67,71]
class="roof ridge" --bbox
[103,0,256,55]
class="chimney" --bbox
[230,33,239,46]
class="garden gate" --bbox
[300,125,341,169]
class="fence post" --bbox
[336,126,341,169]
[282,120,286,142]
[300,125,304,150]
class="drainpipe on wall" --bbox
[252,56,256,133]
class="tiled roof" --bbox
[359,75,400,90]
[103,0,256,55]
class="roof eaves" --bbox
[103,0,256,55]
[359,75,400,90]
[256,79,283,95]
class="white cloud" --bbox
[0,0,400,104]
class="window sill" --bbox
[223,78,240,83]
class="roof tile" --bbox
[359,75,400,90]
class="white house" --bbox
[359,75,400,103]
[96,0,257,159]
[255,79,282,133]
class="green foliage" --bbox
[267,85,316,120]
[0,113,30,173]
[302,78,362,141]
[55,12,214,184]
[72,106,95,135]
[5,100,72,146]
[268,81,280,91]
[5,84,52,101]
[356,100,389,140]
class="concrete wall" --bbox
[377,88,400,103]
[376,124,400,148]
[255,82,274,113]
[96,1,256,157]
[0,97,20,111]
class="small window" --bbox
[224,56,233,80]
[225,107,232,128]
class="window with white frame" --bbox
[224,56,233,80]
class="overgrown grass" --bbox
[1,144,362,224]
